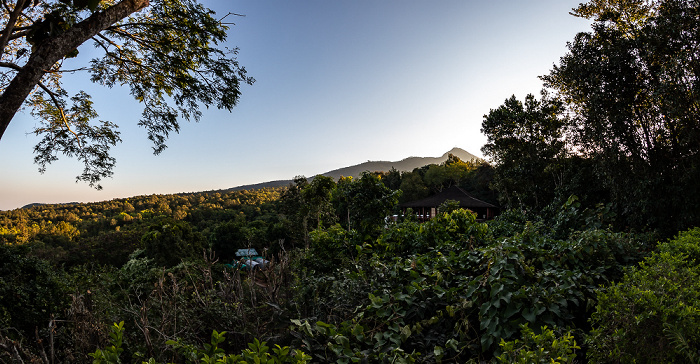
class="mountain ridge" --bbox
[226,147,479,191]
[19,148,481,208]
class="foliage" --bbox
[304,224,353,273]
[542,0,700,235]
[334,172,400,241]
[466,227,628,352]
[382,167,403,190]
[419,208,488,252]
[90,326,311,364]
[210,216,251,262]
[0,244,69,339]
[0,0,254,186]
[168,331,311,364]
[89,321,125,364]
[0,179,667,364]
[279,176,338,248]
[496,324,580,364]
[587,227,700,363]
[398,171,430,203]
[141,220,205,267]
[423,154,473,192]
[376,218,422,256]
[481,92,566,210]
[302,175,338,231]
[291,319,421,363]
[0,188,282,266]
[290,204,645,362]
[59,248,296,363]
[437,200,460,215]
[290,246,390,324]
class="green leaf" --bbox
[522,308,537,323]
[400,325,412,341]
[434,345,444,359]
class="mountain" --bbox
[14,148,480,209]
[225,180,295,191]
[321,147,479,180]
[226,147,479,191]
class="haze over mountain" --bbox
[227,147,479,191]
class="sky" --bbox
[0,0,592,211]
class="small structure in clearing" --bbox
[400,186,498,222]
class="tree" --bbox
[279,175,338,249]
[0,244,69,339]
[141,220,204,267]
[397,170,429,203]
[210,216,248,261]
[542,0,700,234]
[335,172,400,241]
[302,175,337,231]
[423,154,476,193]
[279,176,310,247]
[458,161,498,205]
[381,167,402,190]
[481,93,566,210]
[0,0,253,187]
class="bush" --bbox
[376,219,422,256]
[420,208,489,251]
[0,244,69,339]
[91,324,311,364]
[496,324,579,364]
[587,227,700,363]
[304,224,354,273]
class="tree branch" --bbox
[36,81,82,145]
[8,28,31,40]
[0,0,29,60]
[93,33,162,77]
[0,0,151,141]
[0,61,22,70]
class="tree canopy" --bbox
[481,93,566,210]
[482,0,700,235]
[0,0,253,187]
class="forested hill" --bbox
[226,147,479,191]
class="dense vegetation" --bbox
[2,0,700,362]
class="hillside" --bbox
[227,147,479,191]
[321,147,479,180]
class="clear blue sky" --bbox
[0,0,591,210]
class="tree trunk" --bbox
[0,0,150,141]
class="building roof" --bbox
[400,186,498,209]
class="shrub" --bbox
[496,324,580,364]
[0,244,69,339]
[304,224,354,273]
[376,219,423,256]
[91,324,311,364]
[587,227,700,363]
[420,208,488,251]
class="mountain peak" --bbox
[322,148,479,180]
[442,147,478,161]
[226,148,482,192]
